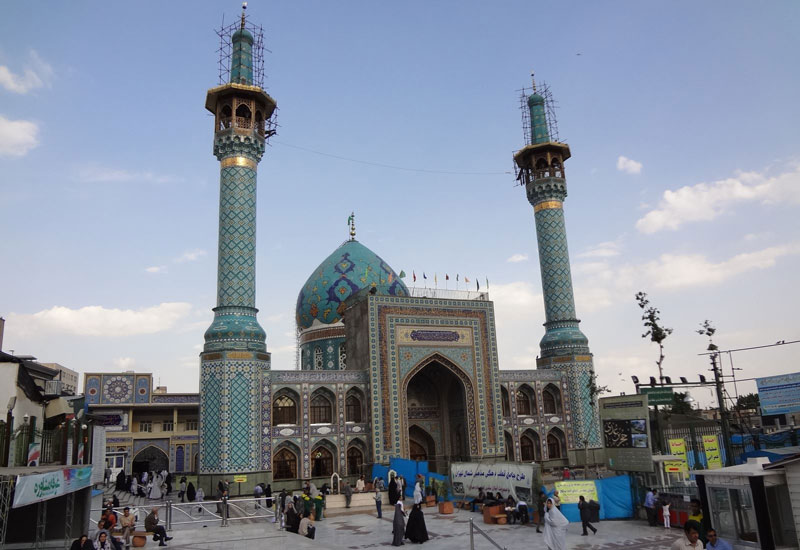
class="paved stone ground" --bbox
[156,507,680,550]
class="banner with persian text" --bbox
[451,461,539,503]
[702,435,722,469]
[13,465,93,508]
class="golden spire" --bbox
[241,2,247,30]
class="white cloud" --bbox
[0,115,39,156]
[571,243,800,312]
[636,165,800,234]
[145,265,167,274]
[577,240,622,259]
[8,302,193,337]
[506,253,529,263]
[113,357,136,370]
[637,245,800,290]
[75,164,182,184]
[617,155,642,175]
[174,249,207,263]
[0,51,53,94]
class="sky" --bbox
[1,1,799,409]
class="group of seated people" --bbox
[469,488,530,524]
[74,503,173,549]
[284,502,316,539]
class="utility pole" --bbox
[711,353,734,466]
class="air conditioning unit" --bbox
[44,380,63,396]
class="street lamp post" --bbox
[711,353,734,466]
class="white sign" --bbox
[91,425,106,485]
[13,465,93,508]
[450,461,539,502]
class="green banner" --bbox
[641,387,674,405]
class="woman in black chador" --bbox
[405,503,429,544]
[391,502,406,546]
[388,475,400,505]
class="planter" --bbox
[425,495,436,507]
[438,501,454,514]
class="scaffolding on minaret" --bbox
[517,82,562,146]
[216,13,267,88]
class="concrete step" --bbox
[324,492,387,509]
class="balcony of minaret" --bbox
[215,97,267,137]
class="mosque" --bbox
[86,8,601,492]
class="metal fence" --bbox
[468,518,507,550]
[90,497,276,532]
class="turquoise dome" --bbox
[296,240,409,329]
[528,93,545,106]
[232,28,254,44]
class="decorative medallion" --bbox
[103,376,133,403]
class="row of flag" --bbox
[396,271,489,291]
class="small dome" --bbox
[232,28,254,44]
[528,93,545,106]
[296,240,409,330]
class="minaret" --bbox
[513,76,601,450]
[198,5,277,485]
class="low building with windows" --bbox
[84,373,198,476]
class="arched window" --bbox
[310,393,333,424]
[535,157,548,179]
[311,445,333,477]
[175,446,185,472]
[346,446,363,475]
[219,104,232,130]
[543,384,563,415]
[339,342,347,369]
[516,385,536,416]
[346,394,362,423]
[273,447,297,480]
[273,394,298,425]
[314,347,323,370]
[504,431,515,461]
[551,158,562,178]
[235,103,252,128]
[501,387,510,417]
[547,429,565,459]
[520,430,541,462]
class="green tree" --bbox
[670,391,695,415]
[735,393,760,411]
[635,292,673,380]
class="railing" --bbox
[408,288,490,301]
[469,518,506,550]
[91,498,276,532]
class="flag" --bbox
[486,277,489,289]
[423,272,427,280]
[399,270,406,278]
[434,273,438,284]
[347,214,353,226]
[413,271,417,282]
[465,276,470,283]
[446,274,449,281]
[456,274,459,281]
[477,279,480,291]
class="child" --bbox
[662,499,671,530]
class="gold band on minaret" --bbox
[534,200,563,212]
[220,156,257,170]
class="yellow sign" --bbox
[668,438,688,477]
[554,481,597,504]
[233,475,248,483]
[703,435,722,469]
[663,460,684,473]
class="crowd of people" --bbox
[644,488,734,550]
[106,468,186,502]
[74,502,173,549]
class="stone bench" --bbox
[491,514,507,525]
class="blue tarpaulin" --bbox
[370,464,389,484]
[557,475,633,523]
[388,457,428,497]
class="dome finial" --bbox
[348,212,356,240]
[241,2,247,30]
[531,70,537,93]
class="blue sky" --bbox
[2,1,799,408]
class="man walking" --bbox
[343,481,353,508]
[144,507,172,547]
[578,495,597,536]
[644,488,658,526]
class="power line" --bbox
[272,140,512,176]
[697,339,800,356]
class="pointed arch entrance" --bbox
[132,445,169,475]
[402,354,477,472]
